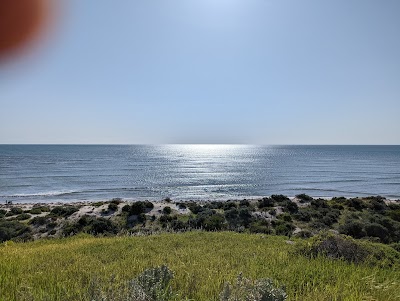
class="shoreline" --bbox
[2,194,400,205]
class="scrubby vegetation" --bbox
[1,195,400,248]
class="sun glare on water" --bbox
[166,144,245,157]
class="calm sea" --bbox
[0,145,399,203]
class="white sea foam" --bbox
[1,190,78,198]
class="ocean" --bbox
[0,145,399,203]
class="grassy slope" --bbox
[0,232,399,301]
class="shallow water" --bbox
[1,145,399,203]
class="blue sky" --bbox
[1,0,399,144]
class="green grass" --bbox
[0,232,399,301]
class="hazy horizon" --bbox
[1,0,400,145]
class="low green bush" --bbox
[29,206,50,214]
[110,198,123,204]
[0,220,32,242]
[249,220,272,234]
[162,206,172,215]
[239,199,250,207]
[29,208,42,215]
[50,206,79,218]
[29,216,49,226]
[6,207,23,216]
[258,197,275,209]
[187,203,203,214]
[271,195,290,203]
[295,233,400,267]
[108,202,119,212]
[89,265,174,301]
[272,220,295,237]
[127,201,153,214]
[295,194,313,202]
[223,201,237,210]
[63,216,119,236]
[283,201,298,213]
[220,273,287,301]
[121,204,131,212]
[16,213,31,221]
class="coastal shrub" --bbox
[108,202,119,212]
[145,201,154,209]
[239,199,250,207]
[177,203,187,209]
[93,201,104,207]
[309,220,329,230]
[187,203,203,214]
[205,201,224,210]
[6,207,23,216]
[331,196,348,203]
[162,206,172,215]
[388,203,400,210]
[258,197,275,209]
[188,209,227,231]
[271,195,290,203]
[273,220,295,237]
[138,213,147,224]
[390,243,400,253]
[346,198,366,211]
[321,215,337,227]
[388,209,400,222]
[220,273,287,301]
[223,201,237,210]
[170,219,187,231]
[294,230,312,239]
[364,223,389,243]
[249,220,272,234]
[16,213,31,221]
[367,198,387,212]
[47,221,57,229]
[292,209,311,222]
[88,265,174,301]
[90,218,119,235]
[278,213,292,222]
[225,208,253,229]
[29,206,50,215]
[29,216,49,226]
[122,204,131,212]
[295,233,400,267]
[0,209,6,218]
[159,215,176,228]
[130,202,146,215]
[133,265,174,301]
[295,194,313,202]
[310,198,328,209]
[50,206,79,218]
[283,200,298,213]
[0,220,32,242]
[110,198,123,204]
[29,207,42,215]
[202,213,227,231]
[330,202,345,210]
[339,220,366,239]
[63,216,119,236]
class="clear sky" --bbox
[1,0,399,144]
